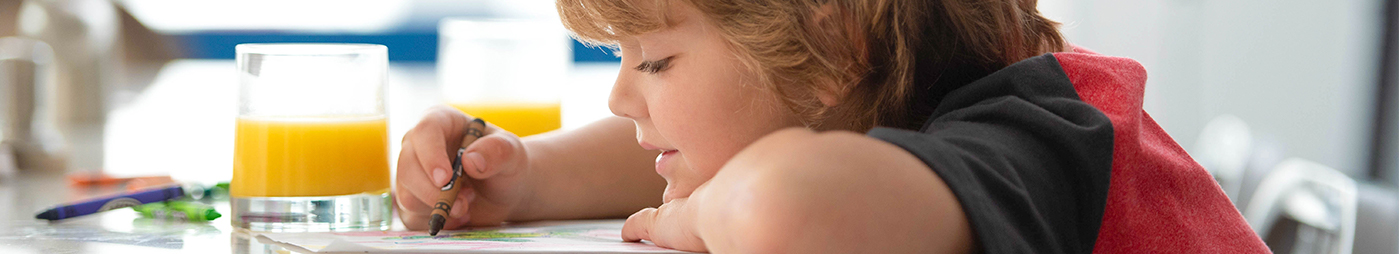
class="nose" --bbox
[608,66,648,119]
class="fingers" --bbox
[446,190,477,229]
[395,105,531,232]
[397,144,451,211]
[460,131,525,180]
[397,165,477,231]
[621,199,707,252]
[397,106,472,231]
[396,185,434,230]
[622,207,658,242]
[409,109,460,187]
[415,105,518,181]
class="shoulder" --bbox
[719,128,939,192]
[729,128,931,176]
[694,128,972,253]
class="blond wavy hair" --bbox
[558,0,1065,131]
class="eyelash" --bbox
[634,56,674,74]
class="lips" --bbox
[640,142,679,177]
[655,149,679,176]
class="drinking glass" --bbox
[439,18,569,137]
[231,43,391,232]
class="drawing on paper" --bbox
[257,220,690,253]
[396,231,545,242]
[384,225,620,243]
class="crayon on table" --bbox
[65,171,173,186]
[122,176,178,191]
[132,201,222,221]
[429,118,487,236]
[34,185,185,220]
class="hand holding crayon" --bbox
[429,118,487,236]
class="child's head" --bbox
[558,0,1064,202]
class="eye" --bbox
[634,56,675,74]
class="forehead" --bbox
[625,2,706,44]
[559,0,709,47]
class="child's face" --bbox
[610,2,804,203]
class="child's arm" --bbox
[396,106,664,229]
[622,128,973,253]
[512,116,667,221]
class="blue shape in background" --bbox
[172,32,620,63]
[571,43,621,63]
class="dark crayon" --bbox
[35,185,185,220]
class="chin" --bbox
[661,186,687,204]
[662,189,674,203]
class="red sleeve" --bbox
[1055,47,1270,253]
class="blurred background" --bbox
[0,0,1394,253]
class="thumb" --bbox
[622,208,657,242]
[461,131,525,179]
[621,199,707,252]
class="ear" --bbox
[808,3,863,108]
[816,84,843,107]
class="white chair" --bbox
[1243,158,1357,254]
[1194,115,1254,201]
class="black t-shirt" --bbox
[867,54,1114,253]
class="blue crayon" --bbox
[35,185,185,221]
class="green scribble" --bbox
[388,227,595,243]
[386,230,571,242]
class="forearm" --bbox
[698,129,973,253]
[619,129,972,253]
[512,116,665,221]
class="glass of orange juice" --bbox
[231,43,391,232]
[439,18,568,137]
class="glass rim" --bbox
[235,43,386,56]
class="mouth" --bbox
[655,149,679,174]
[638,142,668,151]
[640,142,679,177]
[652,150,680,177]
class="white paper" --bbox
[254,220,691,253]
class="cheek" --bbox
[650,85,738,175]
[650,76,793,185]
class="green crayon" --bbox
[132,201,221,221]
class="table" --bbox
[0,169,272,253]
[0,60,622,253]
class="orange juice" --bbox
[449,102,561,137]
[232,116,390,197]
